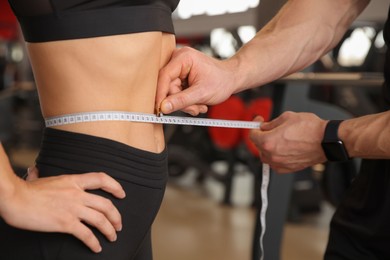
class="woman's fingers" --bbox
[83,193,122,232]
[53,174,122,252]
[4,172,126,253]
[26,169,126,201]
[68,221,102,253]
[26,166,39,181]
[69,173,125,243]
[78,205,118,243]
[74,172,126,199]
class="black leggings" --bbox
[0,128,168,260]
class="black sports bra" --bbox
[8,0,180,42]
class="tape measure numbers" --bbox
[45,111,261,129]
[45,111,270,260]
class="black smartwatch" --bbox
[321,120,350,162]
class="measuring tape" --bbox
[45,111,270,260]
[45,111,261,129]
[259,163,269,260]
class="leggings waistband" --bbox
[36,128,168,189]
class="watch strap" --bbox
[322,120,350,161]
[324,120,343,141]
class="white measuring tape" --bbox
[45,111,270,260]
[45,111,261,129]
[259,163,270,260]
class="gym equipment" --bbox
[252,71,384,260]
[165,94,272,205]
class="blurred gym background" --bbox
[0,0,388,259]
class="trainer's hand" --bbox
[156,47,237,116]
[250,111,328,173]
[1,172,126,253]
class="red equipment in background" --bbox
[242,98,273,156]
[208,96,245,150]
[0,0,18,40]
[208,95,273,155]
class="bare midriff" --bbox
[27,32,175,153]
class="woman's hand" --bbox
[25,166,39,181]
[1,170,126,253]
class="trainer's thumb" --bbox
[160,87,201,114]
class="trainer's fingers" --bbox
[83,193,122,232]
[252,116,264,125]
[79,207,117,244]
[160,84,205,114]
[260,116,283,131]
[156,56,190,106]
[75,172,126,199]
[182,104,208,116]
[198,104,208,114]
[167,81,184,96]
[156,78,182,112]
[69,222,102,253]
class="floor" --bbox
[10,148,334,260]
[152,173,334,260]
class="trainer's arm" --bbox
[232,0,370,92]
[157,0,370,114]
[250,110,390,173]
[0,144,126,253]
[340,111,390,159]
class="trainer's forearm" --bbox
[340,111,390,159]
[230,0,370,92]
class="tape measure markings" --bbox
[45,111,269,260]
[45,111,261,129]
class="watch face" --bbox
[321,141,350,162]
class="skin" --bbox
[156,0,390,172]
[1,30,175,252]
[0,152,125,253]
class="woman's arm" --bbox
[0,144,126,253]
[157,0,370,114]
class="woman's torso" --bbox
[28,32,175,153]
[9,0,179,153]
